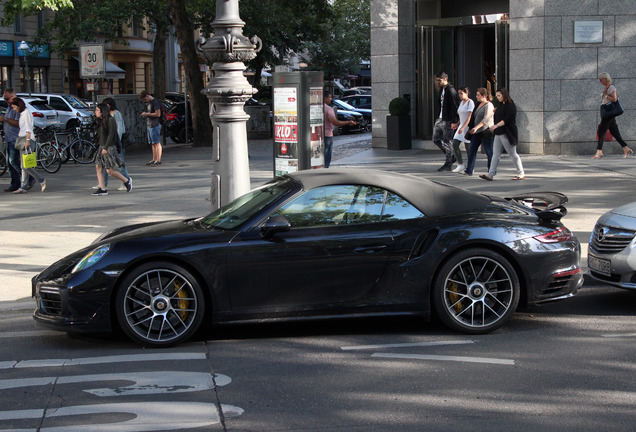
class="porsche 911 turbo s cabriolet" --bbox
[33,169,583,347]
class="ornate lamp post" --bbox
[18,41,31,96]
[198,0,261,209]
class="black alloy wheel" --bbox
[433,248,520,334]
[115,261,206,347]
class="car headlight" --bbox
[72,244,111,274]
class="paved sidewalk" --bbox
[2,138,635,309]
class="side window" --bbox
[49,97,71,111]
[382,192,425,221]
[273,185,385,228]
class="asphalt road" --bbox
[1,132,636,431]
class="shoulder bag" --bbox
[601,100,624,119]
[14,136,27,150]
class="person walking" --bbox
[11,97,46,194]
[463,88,494,176]
[592,72,632,159]
[323,93,356,168]
[102,97,131,190]
[0,88,23,192]
[433,72,460,171]
[451,87,474,173]
[480,88,524,181]
[140,90,163,166]
[91,103,132,196]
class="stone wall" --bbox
[510,0,635,154]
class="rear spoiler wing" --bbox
[506,192,568,221]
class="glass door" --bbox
[417,25,455,139]
[495,19,509,90]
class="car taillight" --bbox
[33,112,44,118]
[166,113,177,121]
[534,226,572,243]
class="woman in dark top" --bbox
[92,103,132,196]
[480,88,525,181]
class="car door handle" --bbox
[354,245,388,254]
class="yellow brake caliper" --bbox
[448,281,463,313]
[174,281,189,320]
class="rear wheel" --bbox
[115,262,206,347]
[178,126,192,143]
[433,248,520,334]
[36,143,62,173]
[0,152,6,176]
[69,139,97,164]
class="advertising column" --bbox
[273,71,324,177]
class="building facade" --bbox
[371,0,635,154]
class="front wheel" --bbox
[69,139,97,164]
[433,248,520,334]
[115,262,206,347]
[36,143,62,173]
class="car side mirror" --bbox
[261,214,291,239]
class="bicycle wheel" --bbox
[69,139,97,164]
[37,143,62,174]
[0,152,6,176]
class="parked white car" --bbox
[22,97,59,129]
[17,93,93,130]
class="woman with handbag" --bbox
[463,88,494,176]
[480,87,525,181]
[93,98,131,191]
[592,72,631,159]
[450,87,474,173]
[91,103,132,196]
[10,97,47,194]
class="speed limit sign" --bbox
[80,44,105,78]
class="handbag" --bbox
[22,147,37,169]
[596,125,613,142]
[15,136,27,150]
[601,100,624,119]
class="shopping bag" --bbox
[596,125,613,142]
[22,148,37,169]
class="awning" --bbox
[71,56,126,79]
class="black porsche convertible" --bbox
[33,169,583,347]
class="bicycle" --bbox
[66,121,98,164]
[0,142,7,177]
[33,127,62,174]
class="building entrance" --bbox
[416,17,509,139]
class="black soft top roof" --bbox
[285,168,491,217]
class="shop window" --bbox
[1,67,11,88]
[32,67,48,93]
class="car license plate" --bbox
[588,254,611,275]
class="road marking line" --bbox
[0,330,61,339]
[601,333,636,338]
[341,340,474,350]
[0,352,207,369]
[372,352,515,365]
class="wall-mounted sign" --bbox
[15,42,50,58]
[574,21,603,44]
[0,41,14,57]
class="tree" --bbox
[305,0,370,80]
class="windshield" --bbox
[62,95,89,109]
[198,178,295,230]
[335,100,356,111]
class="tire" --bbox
[178,127,192,143]
[69,139,97,164]
[115,262,206,347]
[66,119,80,131]
[36,143,62,174]
[433,248,520,334]
[0,152,6,176]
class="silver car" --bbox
[588,202,636,290]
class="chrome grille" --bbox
[590,224,635,254]
[38,286,62,316]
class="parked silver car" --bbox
[588,202,636,290]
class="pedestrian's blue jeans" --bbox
[464,132,493,175]
[324,136,333,168]
[5,139,21,189]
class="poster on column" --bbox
[309,87,324,168]
[274,87,299,176]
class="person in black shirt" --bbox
[480,88,525,181]
[432,72,459,171]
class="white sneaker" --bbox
[452,164,465,173]
[92,185,100,190]
[117,184,127,191]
